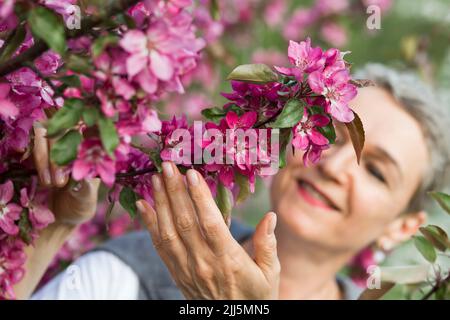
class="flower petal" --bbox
[150,50,174,81]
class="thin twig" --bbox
[421,271,450,300]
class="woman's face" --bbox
[270,86,429,254]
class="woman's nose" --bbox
[318,143,356,185]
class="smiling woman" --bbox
[31,64,450,300]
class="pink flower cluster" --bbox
[0,178,54,299]
[276,38,356,163]
[0,0,359,299]
[0,0,205,299]
[1,0,77,31]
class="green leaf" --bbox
[210,0,220,20]
[91,35,119,58]
[270,99,305,128]
[414,236,437,263]
[0,24,26,63]
[82,107,100,127]
[47,99,83,137]
[226,64,278,83]
[344,111,365,164]
[50,130,82,166]
[317,121,336,144]
[216,183,233,223]
[235,172,250,204]
[420,225,450,252]
[278,128,292,168]
[201,107,226,123]
[148,149,163,172]
[114,13,136,29]
[18,210,32,245]
[429,191,450,215]
[308,105,325,115]
[66,54,92,75]
[28,6,66,54]
[119,187,138,219]
[98,117,119,156]
[226,104,244,116]
[58,75,81,88]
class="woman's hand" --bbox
[136,161,280,300]
[14,125,101,299]
[33,125,100,225]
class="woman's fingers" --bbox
[151,174,186,256]
[137,199,161,246]
[253,212,280,285]
[33,125,68,188]
[137,199,186,277]
[48,139,69,187]
[161,162,207,255]
[186,169,235,256]
[33,126,51,186]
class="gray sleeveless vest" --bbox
[96,219,362,300]
[96,219,255,300]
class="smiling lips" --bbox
[296,179,340,212]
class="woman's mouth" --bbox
[296,179,340,212]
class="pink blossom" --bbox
[275,38,324,80]
[320,22,348,48]
[72,139,116,186]
[0,238,26,300]
[292,111,330,150]
[0,181,21,235]
[0,0,14,19]
[308,68,356,123]
[120,8,204,96]
[264,0,287,27]
[302,144,329,166]
[6,67,56,107]
[20,185,55,231]
[282,9,317,40]
[41,0,78,23]
[0,83,18,122]
[221,80,287,117]
[225,111,257,130]
[313,0,349,16]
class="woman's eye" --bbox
[366,163,386,183]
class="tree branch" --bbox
[421,271,450,300]
[0,0,140,77]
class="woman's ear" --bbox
[376,211,427,251]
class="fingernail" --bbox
[267,212,277,235]
[186,169,199,186]
[41,170,51,186]
[136,200,145,213]
[55,169,66,186]
[162,162,174,178]
[151,174,162,191]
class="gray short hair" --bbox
[354,63,450,213]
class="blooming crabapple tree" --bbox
[0,0,367,299]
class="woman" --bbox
[28,64,450,300]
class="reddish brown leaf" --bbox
[345,112,365,164]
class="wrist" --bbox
[36,221,78,247]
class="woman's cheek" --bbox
[345,183,395,235]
